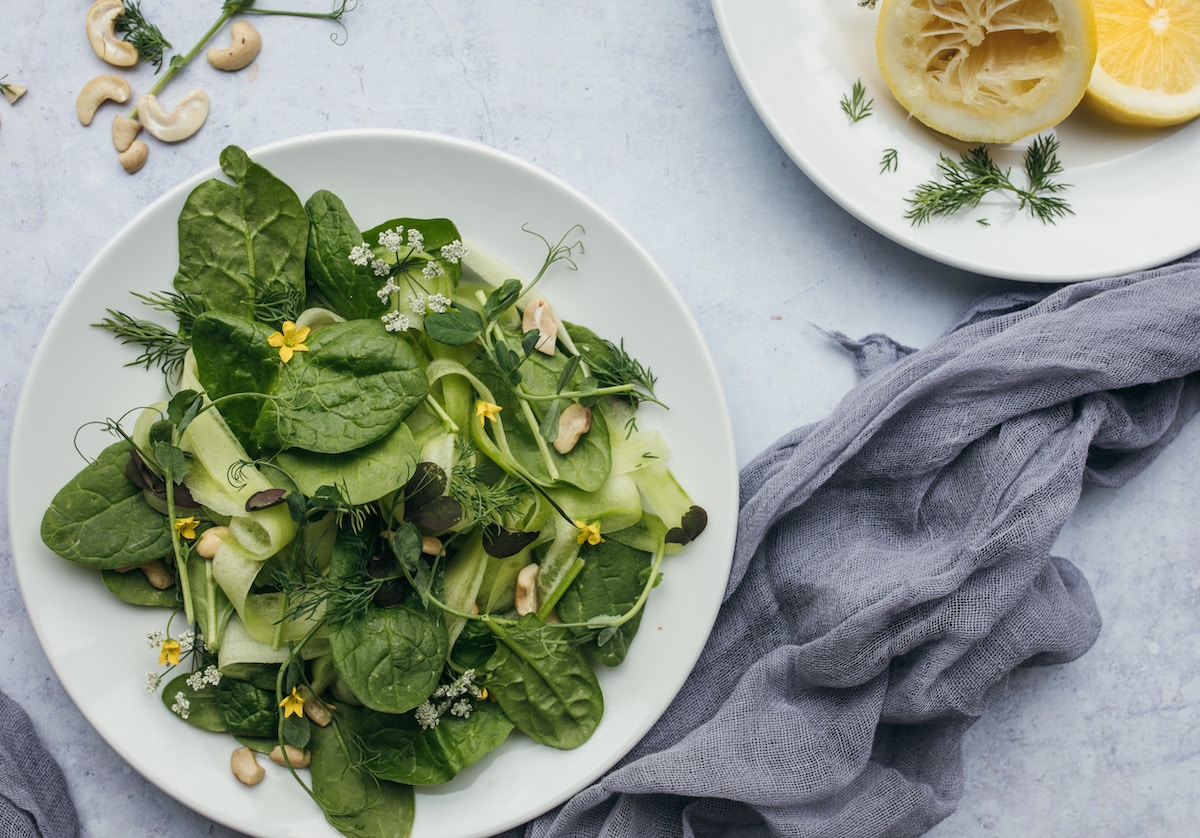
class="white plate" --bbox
[712,0,1200,282]
[8,130,738,838]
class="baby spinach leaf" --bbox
[174,145,308,319]
[360,216,465,287]
[275,419,420,506]
[341,702,513,786]
[189,312,280,443]
[216,678,277,738]
[160,672,225,733]
[41,441,173,570]
[309,723,415,838]
[555,539,652,667]
[330,596,449,714]
[101,569,179,608]
[485,615,603,749]
[305,190,388,322]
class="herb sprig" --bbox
[840,79,874,123]
[904,134,1073,225]
[114,1,173,71]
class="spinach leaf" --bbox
[101,568,179,607]
[309,723,415,838]
[41,441,173,569]
[485,615,603,749]
[275,418,420,506]
[160,672,225,733]
[191,313,429,455]
[555,539,652,667]
[174,145,308,318]
[341,702,513,786]
[305,190,388,322]
[215,678,277,738]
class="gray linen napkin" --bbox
[0,690,79,838]
[504,250,1200,838]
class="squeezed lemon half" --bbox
[876,0,1098,143]
[1084,0,1200,127]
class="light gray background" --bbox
[2,2,1196,835]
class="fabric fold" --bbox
[0,690,80,838]
[508,251,1200,838]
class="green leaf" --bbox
[41,441,173,569]
[173,145,308,318]
[160,672,225,733]
[424,309,484,346]
[216,678,278,738]
[483,279,521,322]
[555,539,652,667]
[309,723,415,838]
[275,420,420,506]
[304,190,388,321]
[101,568,180,607]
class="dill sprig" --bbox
[114,1,172,71]
[840,79,874,123]
[904,134,1073,226]
[94,290,206,379]
[586,337,662,411]
[880,147,898,174]
[451,452,529,525]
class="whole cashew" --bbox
[76,74,131,126]
[522,299,558,355]
[118,140,149,174]
[230,747,265,786]
[137,88,210,142]
[86,0,138,67]
[207,21,262,71]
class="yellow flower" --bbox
[575,520,604,546]
[267,320,311,363]
[279,686,305,719]
[158,639,182,666]
[174,516,199,540]
[476,400,502,426]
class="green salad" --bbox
[39,145,706,836]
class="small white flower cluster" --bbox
[413,669,485,730]
[145,672,164,693]
[171,691,191,720]
[440,240,468,264]
[185,665,222,692]
[177,630,197,654]
[348,229,468,335]
[381,311,411,333]
[408,293,451,316]
[145,630,165,648]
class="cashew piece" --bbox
[297,686,332,727]
[86,0,139,67]
[522,299,558,355]
[116,558,174,589]
[514,562,540,616]
[111,115,141,151]
[269,744,311,768]
[118,140,149,174]
[553,403,592,454]
[137,88,210,142]
[76,74,130,126]
[231,747,265,786]
[2,84,27,106]
[195,525,230,559]
[207,21,262,71]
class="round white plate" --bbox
[712,0,1200,282]
[9,130,738,838]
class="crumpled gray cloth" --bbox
[503,249,1200,838]
[0,690,79,838]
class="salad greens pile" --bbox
[39,145,707,836]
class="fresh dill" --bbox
[95,291,206,379]
[586,337,662,412]
[114,1,172,71]
[450,444,529,525]
[840,79,874,123]
[904,134,1073,226]
[880,148,898,174]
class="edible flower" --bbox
[476,401,502,426]
[174,516,199,540]
[575,520,604,546]
[267,320,311,363]
[158,638,182,666]
[279,686,305,718]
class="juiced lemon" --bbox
[876,0,1098,143]
[1085,0,1200,127]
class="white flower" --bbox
[440,240,468,264]
[377,278,400,303]
[185,671,205,691]
[171,692,191,720]
[427,293,451,314]
[349,243,373,266]
[382,311,411,333]
[145,630,165,648]
[406,228,425,252]
[371,259,391,278]
[414,700,440,730]
[145,672,163,694]
[378,227,404,253]
[422,261,444,281]
[202,665,222,686]
[177,631,197,654]
[449,698,473,718]
[408,293,427,315]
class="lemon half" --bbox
[876,0,1098,144]
[1084,0,1200,127]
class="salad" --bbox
[39,145,707,836]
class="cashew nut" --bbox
[421,535,444,557]
[118,140,149,174]
[269,744,311,768]
[514,562,540,616]
[195,525,230,559]
[86,0,138,67]
[298,686,332,727]
[116,558,174,589]
[231,747,265,786]
[137,88,210,142]
[111,115,141,151]
[522,299,558,355]
[207,21,262,71]
[2,83,27,106]
[553,403,592,454]
[76,74,131,126]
